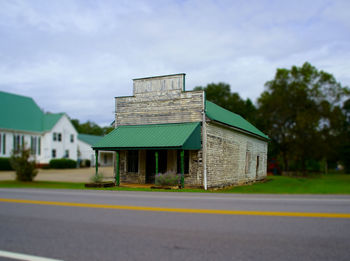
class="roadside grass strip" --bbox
[1,198,350,219]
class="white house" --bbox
[0,90,96,165]
[78,133,113,166]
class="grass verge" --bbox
[0,174,349,194]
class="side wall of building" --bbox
[206,122,268,188]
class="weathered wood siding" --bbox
[115,74,203,126]
[115,91,203,126]
[133,74,185,96]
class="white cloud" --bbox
[0,0,349,125]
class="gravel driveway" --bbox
[0,167,114,183]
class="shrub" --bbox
[79,159,91,168]
[155,172,180,186]
[0,157,13,170]
[10,146,38,181]
[49,159,77,169]
[85,159,91,167]
[90,172,104,183]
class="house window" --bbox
[13,135,22,152]
[127,150,139,173]
[177,150,189,174]
[52,149,56,158]
[30,136,37,155]
[245,151,251,174]
[65,150,69,158]
[70,134,74,143]
[58,133,62,142]
[53,133,57,141]
[2,134,5,154]
[38,137,41,155]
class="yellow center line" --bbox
[0,198,350,219]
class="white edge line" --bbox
[0,250,63,261]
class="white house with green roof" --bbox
[93,73,269,189]
[78,133,113,166]
[0,91,78,164]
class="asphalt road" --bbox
[0,189,349,261]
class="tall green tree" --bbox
[194,82,258,124]
[258,62,349,173]
[340,98,350,172]
[71,119,113,136]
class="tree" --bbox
[340,98,350,173]
[10,145,38,181]
[71,119,114,136]
[258,62,349,173]
[194,82,258,124]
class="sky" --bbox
[0,0,349,126]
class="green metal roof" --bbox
[43,113,64,131]
[0,91,44,132]
[0,90,64,133]
[205,101,269,140]
[78,133,103,146]
[93,122,201,150]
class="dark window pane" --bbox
[127,150,139,173]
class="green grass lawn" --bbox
[0,174,349,194]
[220,174,350,194]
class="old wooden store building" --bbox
[93,73,269,189]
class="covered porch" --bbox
[92,122,202,188]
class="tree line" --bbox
[195,62,350,174]
[70,119,114,136]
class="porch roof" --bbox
[92,122,201,150]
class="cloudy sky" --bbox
[0,0,349,126]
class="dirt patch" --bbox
[0,167,114,183]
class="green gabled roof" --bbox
[78,133,103,146]
[93,122,201,150]
[0,91,44,132]
[0,90,65,133]
[43,113,64,131]
[205,101,269,140]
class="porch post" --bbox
[181,150,184,188]
[115,151,120,186]
[95,150,99,176]
[155,151,159,174]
